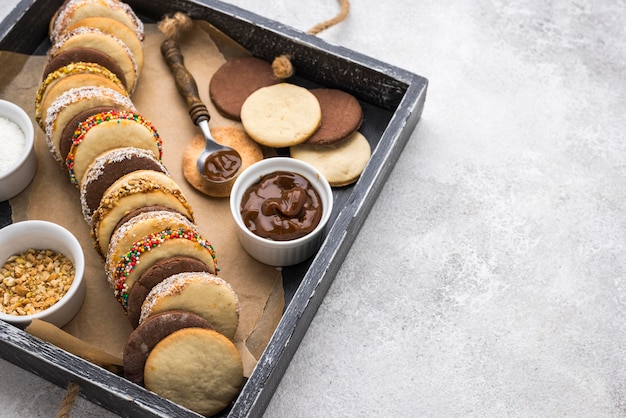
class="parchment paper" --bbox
[0,22,284,377]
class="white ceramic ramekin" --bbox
[0,220,85,328]
[0,100,36,201]
[230,157,333,266]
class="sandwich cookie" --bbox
[35,61,127,129]
[66,109,162,186]
[42,47,128,89]
[44,85,136,164]
[50,0,144,43]
[126,256,212,328]
[49,26,139,93]
[80,147,169,225]
[90,170,194,257]
[108,225,218,312]
[140,272,239,340]
[123,310,214,386]
[66,16,144,74]
[143,327,244,417]
[105,209,207,302]
[240,83,322,148]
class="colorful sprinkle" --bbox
[112,227,217,308]
[65,109,163,185]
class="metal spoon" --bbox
[161,38,242,184]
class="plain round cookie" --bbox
[290,130,372,187]
[209,56,280,120]
[143,327,244,417]
[140,272,239,340]
[182,126,264,197]
[306,88,363,145]
[123,310,213,386]
[240,83,322,148]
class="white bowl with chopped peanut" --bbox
[0,220,85,328]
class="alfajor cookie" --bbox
[126,256,212,328]
[105,209,214,305]
[182,126,264,198]
[209,56,280,121]
[306,88,363,145]
[290,130,372,187]
[143,327,244,417]
[35,62,127,129]
[44,85,136,164]
[42,47,128,88]
[67,16,144,74]
[50,0,144,43]
[80,147,169,225]
[49,26,139,93]
[66,109,162,186]
[123,310,213,385]
[140,272,239,340]
[240,83,322,148]
[91,170,194,257]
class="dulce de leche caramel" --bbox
[240,171,323,240]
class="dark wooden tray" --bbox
[0,0,428,416]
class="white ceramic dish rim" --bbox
[230,157,334,249]
[0,220,85,325]
[0,99,35,179]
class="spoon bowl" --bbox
[195,119,242,184]
[161,38,241,184]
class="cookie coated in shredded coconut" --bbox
[51,0,145,43]
[50,26,139,93]
[80,147,168,224]
[139,272,240,324]
[43,86,135,163]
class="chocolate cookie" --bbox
[127,256,212,328]
[123,310,213,385]
[209,56,280,120]
[306,88,363,145]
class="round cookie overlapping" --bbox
[37,1,244,416]
[209,55,372,187]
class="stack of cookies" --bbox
[36,1,244,415]
[209,56,372,187]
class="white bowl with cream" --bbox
[230,157,334,266]
[0,100,36,201]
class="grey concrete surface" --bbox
[1,0,625,417]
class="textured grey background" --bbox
[1,0,625,416]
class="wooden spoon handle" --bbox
[160,38,210,125]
